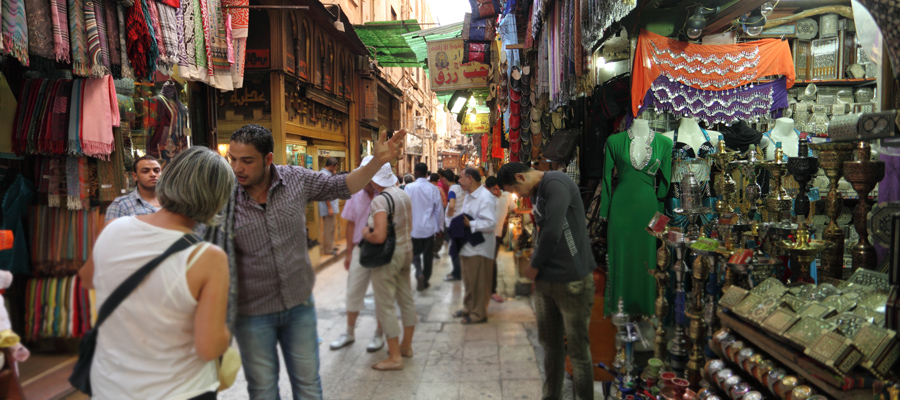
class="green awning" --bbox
[354,20,423,67]
[402,22,465,69]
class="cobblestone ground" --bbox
[221,243,599,399]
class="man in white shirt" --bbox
[485,176,515,303]
[442,170,466,281]
[453,167,496,324]
[318,157,341,256]
[404,163,444,291]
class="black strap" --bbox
[93,233,203,329]
[380,192,395,224]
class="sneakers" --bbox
[329,333,355,350]
[367,335,385,352]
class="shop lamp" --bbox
[686,5,719,40]
[760,1,774,17]
[742,8,767,36]
[217,143,230,158]
[469,113,477,123]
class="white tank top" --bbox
[90,217,218,400]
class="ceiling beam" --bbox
[704,0,770,35]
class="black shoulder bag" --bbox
[359,192,397,268]
[69,233,203,395]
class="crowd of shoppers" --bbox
[81,118,597,399]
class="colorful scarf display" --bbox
[632,29,796,116]
[116,5,134,78]
[638,75,790,126]
[49,0,70,62]
[67,0,89,76]
[177,0,200,79]
[25,276,96,340]
[67,78,84,154]
[146,0,166,67]
[84,0,108,76]
[156,2,179,69]
[102,0,120,73]
[2,0,29,65]
[65,155,81,209]
[26,205,102,277]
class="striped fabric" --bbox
[84,0,109,77]
[49,0,70,62]
[67,0,89,76]
[2,0,29,65]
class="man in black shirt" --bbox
[497,162,596,400]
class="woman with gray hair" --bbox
[361,162,417,370]
[78,147,234,399]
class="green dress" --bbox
[600,131,673,316]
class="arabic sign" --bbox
[247,50,271,69]
[460,113,490,134]
[427,39,490,91]
[362,78,378,122]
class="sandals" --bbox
[453,310,468,318]
[372,360,404,371]
[461,315,488,325]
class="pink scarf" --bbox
[79,75,119,159]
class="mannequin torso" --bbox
[762,118,801,160]
[630,120,652,168]
[663,118,720,157]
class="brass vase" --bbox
[808,141,855,279]
[842,141,886,270]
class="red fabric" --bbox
[631,29,795,116]
[492,122,504,159]
[157,0,179,8]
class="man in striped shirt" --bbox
[217,124,405,399]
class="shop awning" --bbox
[402,22,465,68]
[354,20,423,67]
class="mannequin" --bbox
[600,119,674,316]
[663,118,721,156]
[762,118,802,160]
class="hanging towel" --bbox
[49,0,70,62]
[2,0,29,65]
[67,0,89,76]
[80,76,119,159]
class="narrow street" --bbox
[220,245,547,400]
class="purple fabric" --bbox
[340,189,375,245]
[638,76,789,125]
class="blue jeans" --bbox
[234,296,323,400]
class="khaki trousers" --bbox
[321,215,336,253]
[371,245,417,339]
[461,255,493,321]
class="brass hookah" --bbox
[777,139,830,283]
[709,140,738,214]
[762,143,793,223]
[808,141,855,279]
[646,227,671,363]
[842,140,886,270]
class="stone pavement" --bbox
[220,244,599,399]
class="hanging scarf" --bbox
[25,0,55,60]
[146,0,166,67]
[49,0,70,62]
[632,29,796,116]
[223,0,246,87]
[2,0,29,65]
[84,0,108,76]
[80,76,119,159]
[125,0,155,79]
[48,80,73,155]
[196,0,210,78]
[103,0,121,75]
[67,0,89,76]
[67,79,84,155]
[116,5,134,78]
[156,2,179,69]
[94,0,111,73]
[66,156,81,209]
[177,0,199,79]
[25,80,52,155]
[11,79,34,155]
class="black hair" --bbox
[454,175,460,183]
[463,167,481,183]
[484,176,499,188]
[133,154,159,173]
[414,163,428,178]
[325,157,339,167]
[441,169,455,181]
[429,173,440,182]
[231,124,275,156]
[497,162,531,188]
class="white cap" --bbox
[371,162,398,188]
[355,155,375,170]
